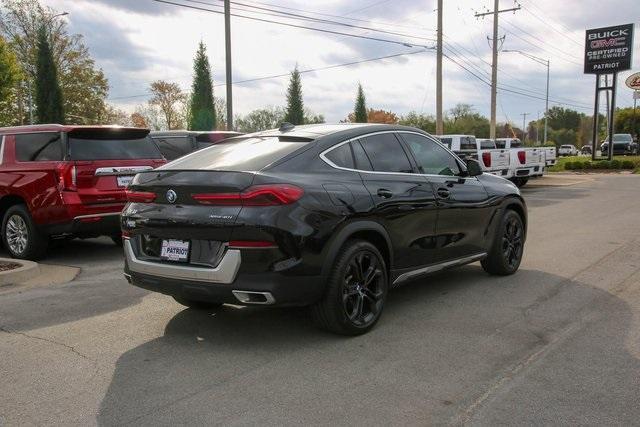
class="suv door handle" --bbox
[376,188,393,199]
[436,188,450,199]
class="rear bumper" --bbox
[42,212,121,237]
[123,239,325,307]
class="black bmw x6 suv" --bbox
[122,123,526,335]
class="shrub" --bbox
[564,161,574,170]
[582,161,593,169]
[610,159,622,169]
[572,162,584,170]
[621,160,635,169]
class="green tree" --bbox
[0,0,108,125]
[614,107,640,139]
[235,106,285,133]
[188,41,215,131]
[34,25,63,123]
[353,83,367,123]
[0,35,22,126]
[545,106,582,131]
[399,112,436,133]
[284,66,304,125]
[149,80,187,130]
[443,104,490,137]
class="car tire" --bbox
[515,178,529,188]
[311,240,388,335]
[173,296,223,310]
[482,209,524,276]
[2,204,48,260]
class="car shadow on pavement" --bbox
[97,266,640,426]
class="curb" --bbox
[0,258,40,286]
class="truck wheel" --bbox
[173,296,223,310]
[2,204,48,260]
[482,209,524,276]
[311,240,388,335]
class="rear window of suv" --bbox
[68,131,162,161]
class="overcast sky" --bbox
[41,0,639,123]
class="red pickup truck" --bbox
[0,125,165,260]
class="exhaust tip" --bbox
[123,273,132,284]
[232,290,275,305]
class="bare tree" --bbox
[148,80,186,130]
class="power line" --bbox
[220,0,434,33]
[443,53,590,110]
[518,0,583,45]
[108,49,431,101]
[520,5,582,47]
[499,20,582,64]
[180,0,436,43]
[150,0,433,48]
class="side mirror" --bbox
[465,159,483,177]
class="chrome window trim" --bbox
[0,135,5,165]
[74,212,121,221]
[319,130,477,180]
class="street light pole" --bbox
[503,50,550,144]
[224,0,233,130]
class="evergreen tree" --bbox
[35,26,64,123]
[354,83,367,123]
[284,66,304,125]
[188,41,215,130]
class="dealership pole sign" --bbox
[585,23,635,161]
[584,24,634,74]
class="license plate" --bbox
[160,239,190,262]
[117,175,134,188]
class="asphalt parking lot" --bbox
[1,174,639,425]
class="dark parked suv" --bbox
[150,130,244,160]
[0,125,165,259]
[123,124,526,335]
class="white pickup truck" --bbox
[495,138,545,187]
[437,135,511,178]
[542,146,557,168]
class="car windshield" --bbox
[613,134,632,142]
[161,136,312,171]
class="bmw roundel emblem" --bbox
[166,189,177,204]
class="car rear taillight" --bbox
[229,240,278,249]
[56,163,77,191]
[192,184,304,206]
[482,152,491,167]
[126,190,156,203]
[517,151,526,164]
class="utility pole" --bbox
[224,0,233,130]
[436,0,443,135]
[475,1,520,140]
[520,112,529,143]
[536,111,540,145]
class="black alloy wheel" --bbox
[342,251,385,327]
[501,214,524,270]
[312,240,388,335]
[482,209,524,275]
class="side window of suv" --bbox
[15,132,63,162]
[324,143,354,169]
[400,133,461,176]
[359,133,413,173]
